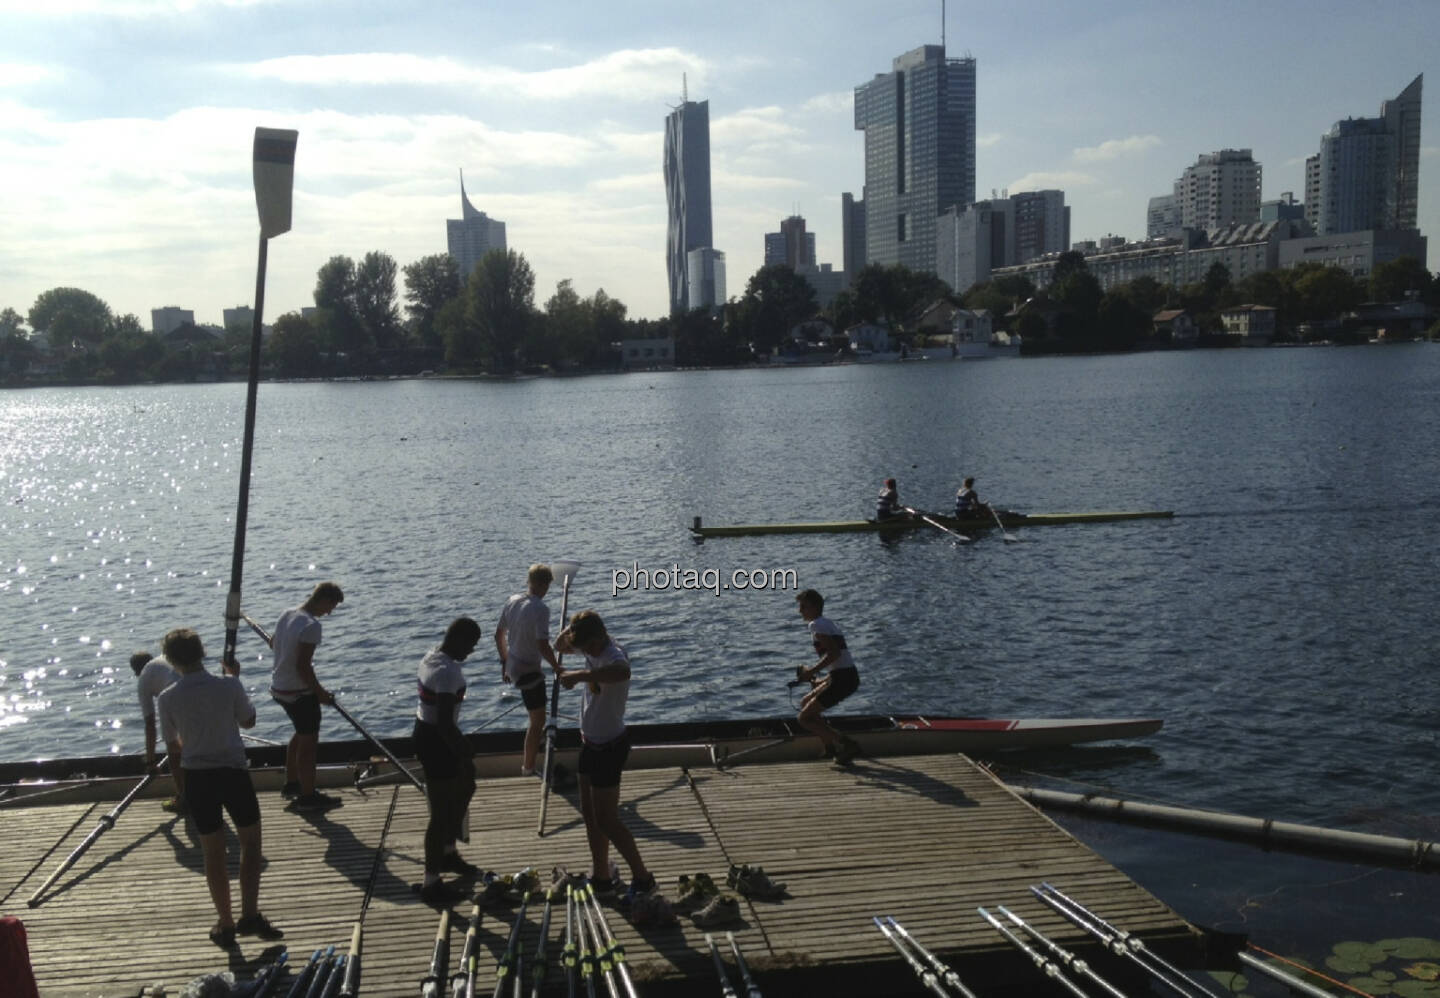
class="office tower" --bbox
[841,192,866,277]
[664,98,714,314]
[446,171,507,283]
[854,44,976,274]
[686,247,725,311]
[1010,190,1069,264]
[1172,150,1262,231]
[1310,75,1422,234]
[1147,194,1181,238]
[764,216,816,269]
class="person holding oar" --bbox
[132,649,183,811]
[269,580,344,808]
[955,477,991,520]
[794,589,861,765]
[157,627,283,948]
[494,563,562,776]
[875,477,906,521]
[414,616,482,906]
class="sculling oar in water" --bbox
[538,558,581,837]
[902,506,970,544]
[420,908,451,998]
[977,906,1089,998]
[882,918,976,998]
[242,612,426,795]
[1033,883,1224,998]
[990,505,1020,542]
[994,907,1125,998]
[26,752,170,907]
[871,917,948,998]
[726,932,763,998]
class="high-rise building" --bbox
[841,192,866,278]
[222,306,254,331]
[935,190,1068,293]
[664,98,714,314]
[763,216,816,269]
[151,306,194,335]
[686,247,725,312]
[854,44,976,274]
[1147,194,1181,239]
[1310,75,1423,235]
[446,172,507,283]
[1172,150,1262,231]
[1011,190,1070,264]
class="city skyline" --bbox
[2,0,1438,329]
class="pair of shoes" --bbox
[419,879,467,906]
[727,864,787,899]
[629,872,656,896]
[690,894,740,928]
[209,925,237,949]
[290,790,340,810]
[628,891,676,928]
[674,873,718,912]
[280,781,301,799]
[160,795,187,814]
[439,853,478,876]
[833,736,860,765]
[236,913,284,940]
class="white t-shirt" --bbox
[809,616,856,671]
[579,640,630,745]
[270,606,323,701]
[136,656,178,720]
[158,670,254,770]
[415,647,467,726]
[497,592,551,679]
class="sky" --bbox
[2,0,1437,329]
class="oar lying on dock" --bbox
[26,753,169,907]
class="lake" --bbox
[3,347,1438,851]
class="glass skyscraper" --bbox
[854,45,976,275]
[446,172,507,283]
[664,100,714,314]
[1309,74,1422,235]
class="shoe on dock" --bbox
[728,864,786,899]
[690,894,740,928]
[236,913,284,940]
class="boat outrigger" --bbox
[690,510,1174,538]
[0,714,1163,806]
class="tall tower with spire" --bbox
[446,170,507,282]
[664,82,714,314]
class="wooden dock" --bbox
[1,753,1201,996]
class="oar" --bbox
[726,932,763,998]
[538,558,581,837]
[872,917,947,998]
[329,700,426,795]
[978,906,1089,998]
[706,933,738,998]
[995,906,1124,998]
[582,883,638,998]
[26,753,170,907]
[528,883,558,998]
[903,506,969,543]
[493,893,530,998]
[420,909,451,998]
[883,918,977,998]
[990,505,1020,542]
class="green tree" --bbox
[403,254,461,349]
[354,251,403,350]
[29,287,113,351]
[451,249,536,373]
[1096,293,1150,351]
[97,316,164,383]
[1051,250,1089,286]
[541,279,588,368]
[1294,266,1363,322]
[266,312,326,377]
[313,256,368,354]
[1369,256,1433,303]
[732,264,818,351]
[0,307,25,337]
[1112,275,1169,315]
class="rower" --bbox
[875,478,902,521]
[955,477,991,519]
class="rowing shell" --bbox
[690,510,1174,537]
[0,715,1161,806]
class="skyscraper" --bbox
[763,215,816,269]
[1309,75,1422,235]
[1172,150,1262,232]
[664,98,714,314]
[841,192,866,277]
[854,45,976,274]
[446,171,507,283]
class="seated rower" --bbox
[875,477,903,521]
[954,476,991,519]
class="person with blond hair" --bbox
[270,580,344,808]
[157,628,281,948]
[494,564,560,775]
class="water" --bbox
[3,349,1439,849]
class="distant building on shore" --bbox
[764,216,816,270]
[1170,149,1263,232]
[840,192,866,278]
[151,306,194,335]
[686,247,726,312]
[664,93,714,314]
[1306,75,1422,236]
[446,171,507,284]
[936,190,1069,294]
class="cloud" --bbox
[1007,170,1098,190]
[711,106,801,145]
[238,48,708,103]
[1073,135,1162,162]
[800,91,853,115]
[977,132,1004,149]
[0,63,63,87]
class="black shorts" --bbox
[414,720,465,781]
[185,767,260,836]
[817,668,859,709]
[276,693,322,735]
[515,674,548,712]
[577,731,631,790]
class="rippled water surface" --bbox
[3,348,1438,843]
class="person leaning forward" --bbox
[415,617,481,906]
[132,649,185,811]
[494,564,561,776]
[269,581,344,808]
[157,628,282,949]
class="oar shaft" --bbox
[330,700,426,794]
[1032,887,1196,998]
[706,933,738,998]
[582,884,637,998]
[285,949,323,998]
[873,918,948,998]
[726,932,763,998]
[537,574,572,836]
[885,918,977,998]
[996,906,1125,998]
[421,909,451,998]
[978,907,1089,998]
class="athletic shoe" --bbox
[628,891,676,928]
[160,795,187,814]
[236,913,284,940]
[690,894,740,928]
[208,925,237,949]
[419,879,467,907]
[728,864,786,899]
[833,736,861,765]
[439,853,478,876]
[589,878,618,902]
[291,790,340,810]
[674,873,718,912]
[280,781,301,799]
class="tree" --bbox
[451,249,536,373]
[1203,262,1233,301]
[97,317,163,382]
[29,287,113,350]
[1369,256,1433,303]
[1112,275,1168,316]
[1293,266,1362,322]
[313,256,367,353]
[266,312,326,377]
[541,279,588,368]
[732,264,818,351]
[1051,250,1089,286]
[403,254,461,349]
[353,251,402,349]
[0,307,25,338]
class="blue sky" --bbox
[1,0,1436,327]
